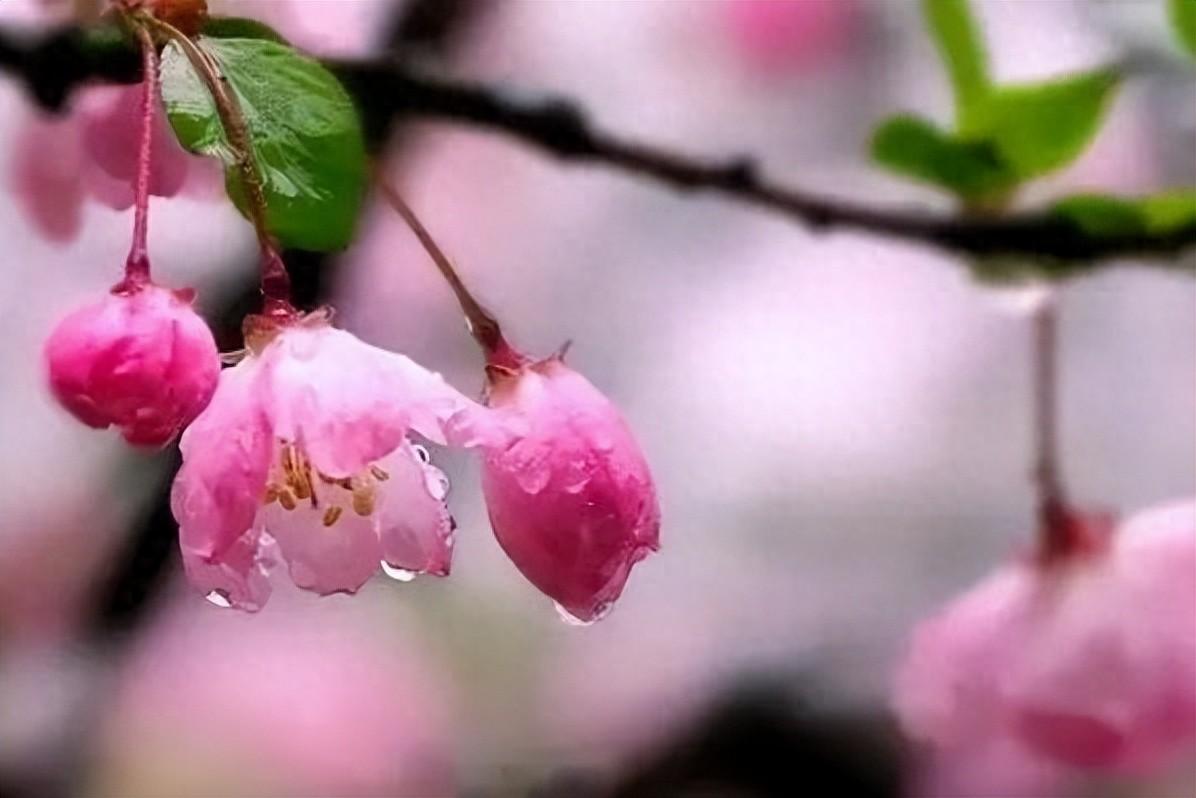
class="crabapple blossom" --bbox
[894,500,1196,774]
[171,310,498,610]
[44,281,220,447]
[481,354,660,624]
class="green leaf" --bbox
[921,0,991,133]
[1052,190,1196,237]
[1171,0,1196,58]
[201,17,289,44]
[160,37,366,252]
[871,114,1014,200]
[985,68,1119,179]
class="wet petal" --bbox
[171,358,273,560]
[261,325,496,478]
[179,528,274,612]
[375,442,455,578]
[260,499,381,596]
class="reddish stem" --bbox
[142,14,294,317]
[375,177,524,368]
[1032,300,1080,560]
[122,22,159,287]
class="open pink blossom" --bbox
[894,500,1196,774]
[44,281,220,446]
[10,86,207,243]
[171,311,497,610]
[481,355,660,624]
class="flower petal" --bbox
[259,499,381,596]
[171,358,273,560]
[78,85,189,204]
[375,442,455,578]
[262,325,495,477]
[9,112,85,242]
[179,528,274,612]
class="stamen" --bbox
[370,465,390,482]
[322,506,343,527]
[352,485,376,517]
[278,487,297,511]
[263,484,280,505]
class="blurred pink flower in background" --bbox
[172,313,498,610]
[720,0,858,74]
[482,355,660,624]
[44,282,220,446]
[90,591,455,797]
[895,499,1196,774]
[9,89,202,243]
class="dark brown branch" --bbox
[1,23,1194,270]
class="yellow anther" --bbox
[278,487,298,511]
[322,506,343,527]
[263,484,280,505]
[352,485,376,517]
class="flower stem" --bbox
[375,177,523,368]
[1032,299,1076,558]
[141,14,293,316]
[122,21,158,287]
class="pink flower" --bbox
[720,0,858,75]
[95,593,456,797]
[171,311,496,610]
[44,281,220,447]
[481,355,660,624]
[894,500,1196,774]
[10,86,207,243]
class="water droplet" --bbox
[424,470,450,500]
[411,444,431,464]
[204,589,232,608]
[553,601,612,626]
[380,561,417,582]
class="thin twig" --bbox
[0,23,1194,268]
[140,15,293,312]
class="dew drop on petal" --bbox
[553,600,612,627]
[380,561,417,582]
[423,470,451,501]
[204,589,233,608]
[411,444,431,464]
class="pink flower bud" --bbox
[893,500,1196,774]
[44,282,220,447]
[481,357,660,624]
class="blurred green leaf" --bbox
[1052,190,1196,237]
[871,114,1014,199]
[201,17,288,44]
[985,69,1119,179]
[921,0,991,133]
[160,37,366,252]
[1171,0,1196,58]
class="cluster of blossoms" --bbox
[50,292,660,621]
[38,0,660,622]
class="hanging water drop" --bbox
[553,600,612,626]
[204,589,232,608]
[380,561,417,582]
[411,444,431,464]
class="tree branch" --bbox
[1,23,1194,271]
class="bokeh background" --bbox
[0,1,1193,796]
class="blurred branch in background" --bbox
[0,23,1194,271]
